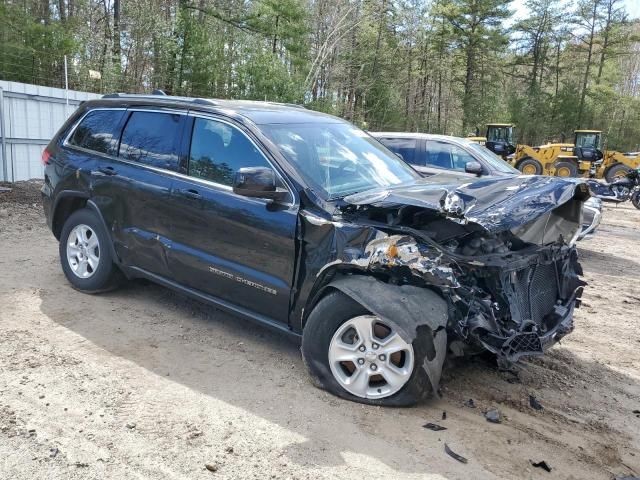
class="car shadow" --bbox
[36,272,640,478]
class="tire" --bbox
[554,160,578,177]
[632,191,640,210]
[516,157,543,175]
[605,163,632,183]
[59,208,122,293]
[301,290,436,406]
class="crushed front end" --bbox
[337,174,591,363]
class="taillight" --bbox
[41,148,51,165]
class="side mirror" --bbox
[465,161,483,176]
[232,167,288,201]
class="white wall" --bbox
[0,81,101,182]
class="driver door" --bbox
[168,115,298,324]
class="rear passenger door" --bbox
[169,114,298,324]
[90,108,187,277]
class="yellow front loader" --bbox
[472,124,575,176]
[475,125,640,181]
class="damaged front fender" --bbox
[327,276,449,394]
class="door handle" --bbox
[96,166,117,176]
[179,188,201,199]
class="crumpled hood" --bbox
[343,172,591,233]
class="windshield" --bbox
[487,126,513,144]
[261,122,419,198]
[467,142,519,174]
[576,133,600,149]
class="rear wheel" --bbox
[516,157,543,175]
[605,163,632,183]
[631,191,640,210]
[59,208,122,293]
[554,160,578,177]
[301,290,437,406]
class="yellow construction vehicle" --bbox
[475,124,640,181]
[471,123,573,176]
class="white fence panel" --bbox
[0,80,101,182]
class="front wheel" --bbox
[605,163,632,183]
[301,290,439,406]
[554,161,578,177]
[516,157,543,175]
[59,208,122,293]
[632,191,640,210]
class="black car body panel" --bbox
[42,95,589,393]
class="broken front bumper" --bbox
[478,293,579,361]
[460,247,584,362]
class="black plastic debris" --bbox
[633,409,640,418]
[423,422,447,431]
[442,411,447,420]
[465,398,476,408]
[530,460,552,472]
[529,395,544,411]
[485,408,501,424]
[445,444,468,464]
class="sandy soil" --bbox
[0,181,639,480]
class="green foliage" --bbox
[0,0,638,150]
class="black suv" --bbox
[42,94,588,406]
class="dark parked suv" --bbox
[42,94,589,406]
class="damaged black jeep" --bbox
[42,95,589,406]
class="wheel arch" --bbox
[303,274,450,395]
[54,195,122,267]
[303,271,449,340]
[51,191,89,239]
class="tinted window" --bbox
[379,138,419,165]
[188,118,270,186]
[425,141,475,171]
[68,109,125,155]
[119,112,181,170]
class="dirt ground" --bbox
[0,181,639,480]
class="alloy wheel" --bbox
[328,315,414,399]
[66,224,100,278]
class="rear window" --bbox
[119,111,181,171]
[68,109,125,155]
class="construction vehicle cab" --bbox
[574,130,603,163]
[485,123,516,157]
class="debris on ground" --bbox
[465,398,476,408]
[485,408,501,424]
[423,422,447,431]
[530,460,552,472]
[442,411,447,420]
[205,463,218,472]
[125,423,136,429]
[529,395,544,411]
[444,443,468,464]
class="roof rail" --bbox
[101,92,217,106]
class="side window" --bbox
[426,142,476,171]
[119,111,181,171]
[450,145,476,170]
[379,138,419,165]
[68,109,125,155]
[188,117,271,186]
[425,141,454,169]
